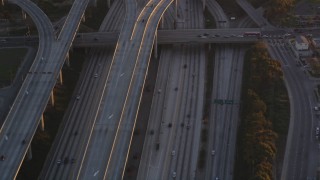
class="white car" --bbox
[171,150,175,156]
[172,172,176,178]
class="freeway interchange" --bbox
[0,0,319,179]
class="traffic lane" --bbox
[278,44,315,179]
[101,1,170,177]
[136,47,173,179]
[57,58,109,180]
[268,43,311,180]
[77,12,145,180]
[77,1,143,176]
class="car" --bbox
[171,150,175,156]
[94,73,98,78]
[314,106,319,111]
[64,157,69,164]
[57,159,61,164]
[0,155,5,161]
[25,91,29,95]
[211,150,215,156]
[76,95,80,100]
[150,129,154,135]
[203,33,209,36]
[215,177,219,180]
[172,172,176,178]
[316,127,320,135]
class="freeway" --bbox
[0,0,92,178]
[0,28,261,47]
[0,0,54,178]
[266,38,319,180]
[75,0,138,178]
[236,0,272,28]
[137,0,205,179]
[206,0,229,28]
[205,45,245,180]
[39,0,126,179]
[76,0,176,178]
[202,1,246,180]
[72,28,260,46]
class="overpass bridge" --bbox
[73,28,261,46]
[0,0,91,178]
[0,28,261,48]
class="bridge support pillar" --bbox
[82,15,86,22]
[27,145,32,160]
[174,0,178,22]
[66,52,70,67]
[50,90,55,107]
[22,10,27,20]
[58,70,63,85]
[107,0,110,8]
[154,30,158,59]
[160,16,164,29]
[40,114,45,131]
[202,0,206,11]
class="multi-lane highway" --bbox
[39,0,125,179]
[75,0,139,178]
[78,0,175,179]
[2,0,319,179]
[236,0,272,28]
[266,38,319,180]
[204,45,245,180]
[137,0,205,179]
[0,0,54,178]
[0,28,260,48]
[202,1,247,180]
[0,0,92,177]
[73,29,260,46]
